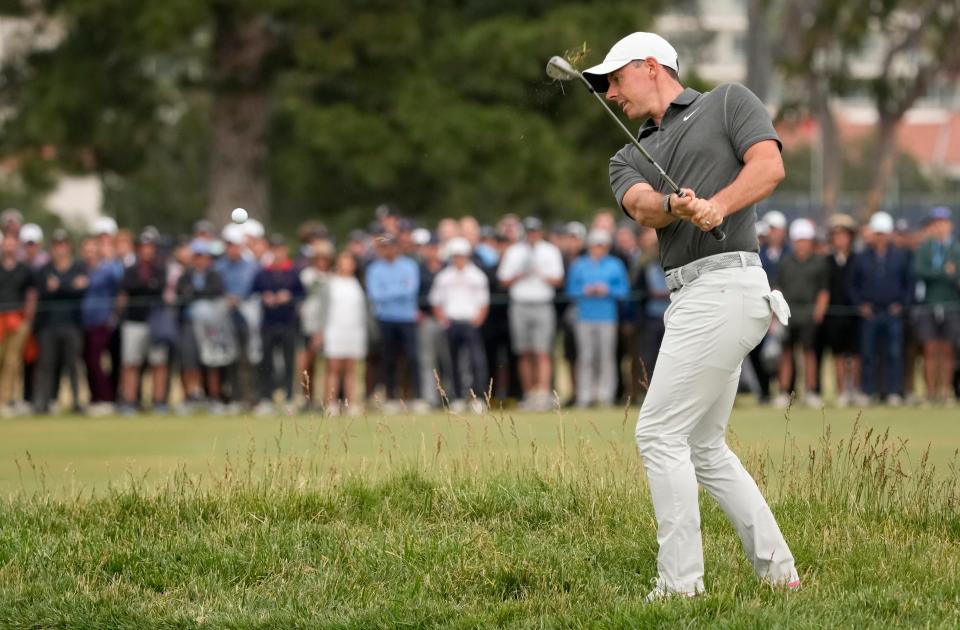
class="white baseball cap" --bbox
[221,222,246,245]
[582,32,679,93]
[869,211,894,234]
[91,216,118,236]
[242,218,265,239]
[762,210,787,230]
[446,236,472,257]
[789,218,816,242]
[586,228,612,247]
[755,220,770,237]
[19,223,43,244]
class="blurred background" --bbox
[0,0,957,237]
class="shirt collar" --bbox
[638,87,702,139]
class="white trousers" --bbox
[575,321,617,406]
[636,264,797,594]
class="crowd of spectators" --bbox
[0,202,957,418]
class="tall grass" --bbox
[1,405,959,627]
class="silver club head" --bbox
[545,56,580,81]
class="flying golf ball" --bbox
[231,208,248,224]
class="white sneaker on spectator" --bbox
[209,402,227,415]
[411,399,431,414]
[470,399,485,415]
[381,400,403,415]
[449,399,467,413]
[804,393,823,408]
[254,400,275,416]
[886,394,904,407]
[325,401,341,417]
[345,401,364,417]
[852,391,871,407]
[773,393,791,409]
[835,391,851,408]
[0,405,14,419]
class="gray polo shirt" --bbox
[609,83,781,271]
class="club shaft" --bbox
[572,71,726,241]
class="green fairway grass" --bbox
[1,401,958,627]
[1,400,958,495]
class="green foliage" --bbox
[0,1,671,234]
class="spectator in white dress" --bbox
[324,252,367,415]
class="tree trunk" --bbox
[745,0,772,101]
[861,115,899,221]
[811,80,841,213]
[207,9,273,226]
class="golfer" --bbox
[582,32,800,599]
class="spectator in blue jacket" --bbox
[81,227,123,414]
[365,233,423,410]
[565,229,629,408]
[848,212,913,405]
[252,234,304,414]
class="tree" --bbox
[0,1,669,234]
[777,0,960,218]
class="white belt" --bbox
[665,251,762,292]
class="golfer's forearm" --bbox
[711,156,785,217]
[622,186,677,229]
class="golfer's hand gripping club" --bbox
[546,56,726,241]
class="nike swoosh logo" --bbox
[683,108,701,122]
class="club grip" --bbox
[674,190,727,241]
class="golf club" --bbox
[546,56,726,241]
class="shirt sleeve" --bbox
[609,144,650,210]
[428,270,445,307]
[722,83,782,162]
[544,245,565,281]
[476,269,490,306]
[496,246,516,282]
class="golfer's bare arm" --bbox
[708,140,784,218]
[621,184,678,229]
[621,139,784,227]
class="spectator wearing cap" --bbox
[299,241,334,408]
[497,217,564,411]
[33,230,89,414]
[849,212,912,405]
[116,233,170,414]
[772,219,829,408]
[366,233,424,410]
[216,224,261,407]
[565,229,629,408]
[759,210,789,280]
[429,237,490,412]
[176,240,226,410]
[252,234,305,413]
[911,207,960,404]
[416,232,453,408]
[0,234,37,417]
[81,223,124,415]
[19,223,49,270]
[821,214,862,407]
